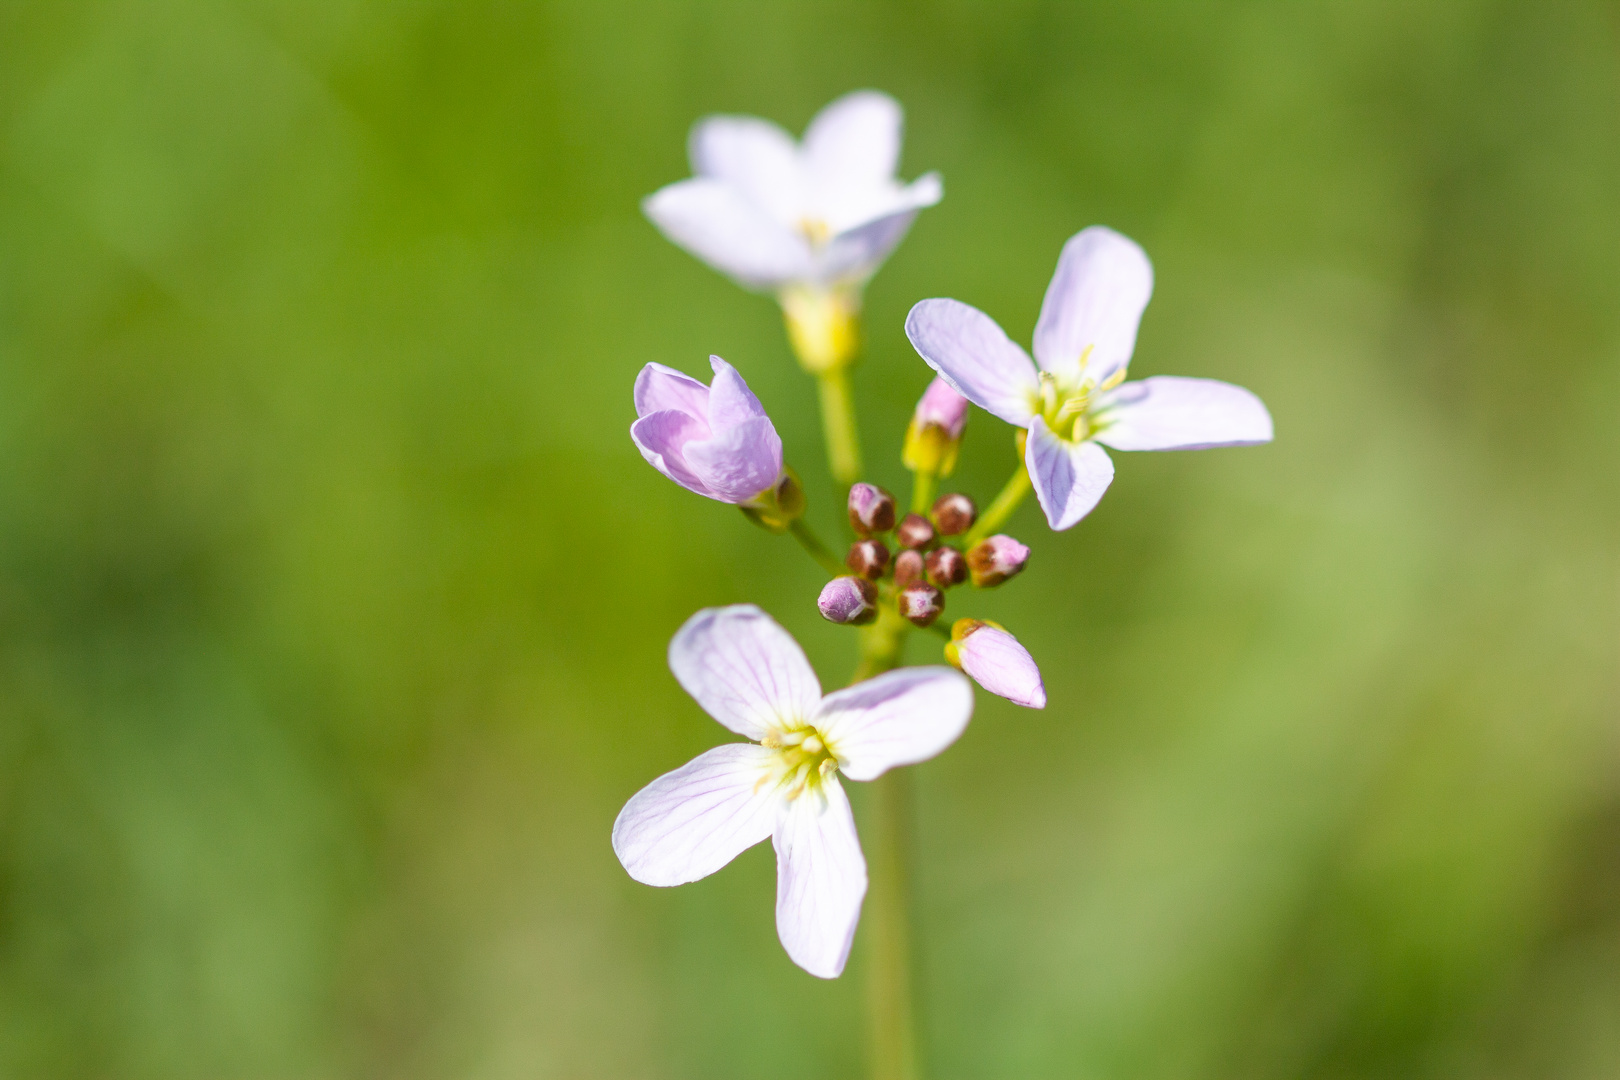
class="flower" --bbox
[613,606,974,978]
[905,227,1274,530]
[946,619,1046,709]
[631,356,784,504]
[902,376,969,476]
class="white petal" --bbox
[688,114,806,226]
[803,90,901,192]
[643,179,812,290]
[1026,417,1115,530]
[904,299,1040,426]
[612,744,780,887]
[814,667,974,781]
[668,605,822,740]
[1032,226,1154,387]
[773,777,866,978]
[1093,376,1274,451]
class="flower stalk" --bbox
[817,367,864,488]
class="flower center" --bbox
[1029,344,1125,443]
[759,724,840,801]
[797,217,832,247]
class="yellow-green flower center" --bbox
[1028,345,1125,443]
[759,724,841,801]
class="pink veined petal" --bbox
[1093,376,1275,452]
[705,355,769,431]
[803,90,902,195]
[688,114,806,227]
[643,179,812,290]
[1026,416,1116,530]
[813,667,974,781]
[773,776,867,978]
[631,410,715,498]
[1032,226,1154,387]
[612,744,781,887]
[955,626,1046,709]
[684,416,783,504]
[634,362,711,421]
[904,299,1040,427]
[668,605,822,740]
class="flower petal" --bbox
[612,744,781,887]
[685,416,782,504]
[631,410,714,498]
[668,605,822,740]
[954,625,1046,708]
[803,90,902,195]
[1093,376,1274,451]
[643,178,812,290]
[634,362,711,421]
[688,114,805,226]
[773,776,866,978]
[814,667,974,781]
[704,355,768,431]
[816,177,942,283]
[1032,226,1154,387]
[1026,416,1115,530]
[904,299,1040,426]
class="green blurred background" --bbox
[1,1,1618,1077]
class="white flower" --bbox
[643,91,942,295]
[906,227,1274,530]
[613,605,973,978]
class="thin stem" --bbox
[962,463,1032,548]
[817,369,864,487]
[789,518,846,577]
[909,468,936,515]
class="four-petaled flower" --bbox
[631,356,783,504]
[906,226,1274,530]
[613,605,974,977]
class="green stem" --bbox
[962,464,1032,548]
[817,369,864,488]
[789,518,846,577]
[909,469,936,515]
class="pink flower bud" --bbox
[924,546,967,588]
[847,482,897,536]
[893,549,926,589]
[897,582,944,627]
[914,377,969,439]
[846,539,891,580]
[930,493,976,536]
[946,619,1045,708]
[966,534,1030,587]
[818,576,878,625]
[902,377,970,477]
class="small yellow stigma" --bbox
[760,723,840,801]
[798,217,832,246]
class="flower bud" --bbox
[847,482,897,536]
[896,513,935,551]
[902,377,970,477]
[930,493,977,537]
[945,619,1045,708]
[892,549,925,589]
[924,546,967,588]
[897,582,944,627]
[818,576,877,625]
[845,538,890,580]
[966,534,1030,587]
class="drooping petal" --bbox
[773,777,866,978]
[631,410,714,498]
[1032,226,1154,387]
[814,667,974,781]
[1026,416,1115,530]
[612,744,781,887]
[1092,376,1274,451]
[668,605,822,740]
[904,299,1040,426]
[953,624,1046,709]
[643,179,812,290]
[634,362,711,421]
[688,114,806,227]
[704,355,769,431]
[685,416,783,504]
[803,90,902,195]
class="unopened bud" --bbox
[897,582,944,627]
[945,618,1045,708]
[896,513,935,551]
[930,493,977,536]
[893,549,925,589]
[818,576,877,625]
[902,377,970,477]
[846,538,891,580]
[966,534,1030,587]
[924,546,967,588]
[847,482,897,536]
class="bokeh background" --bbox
[2,1,1618,1077]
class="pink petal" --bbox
[773,776,866,978]
[684,416,782,504]
[705,355,769,430]
[634,362,711,421]
[813,667,974,781]
[904,299,1040,426]
[668,605,822,741]
[1026,417,1115,530]
[1093,376,1274,451]
[631,410,714,498]
[612,744,781,887]
[955,625,1046,709]
[1032,226,1154,387]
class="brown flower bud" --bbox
[930,493,977,536]
[966,534,1030,587]
[895,512,935,551]
[924,546,967,588]
[897,582,944,627]
[892,549,925,589]
[845,538,891,580]
[847,482,896,536]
